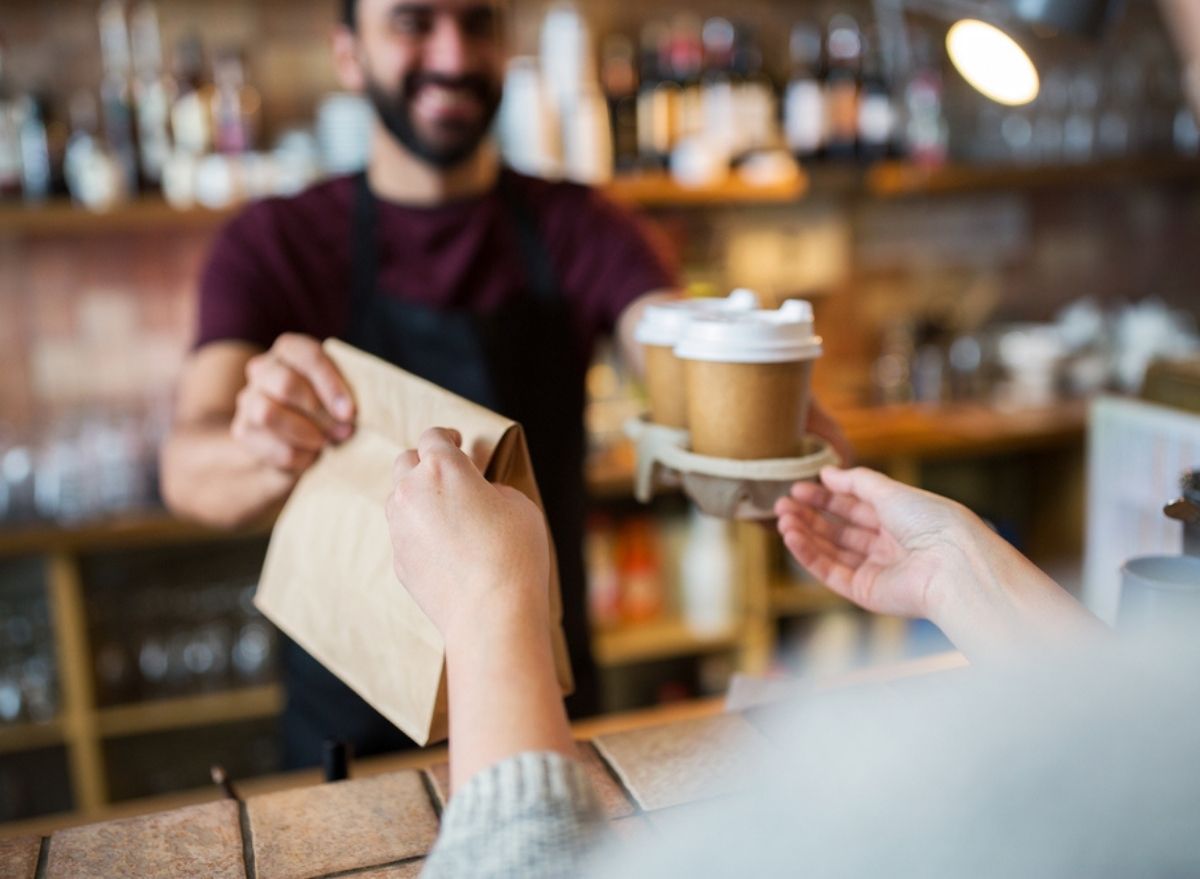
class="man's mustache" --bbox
[402,73,496,104]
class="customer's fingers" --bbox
[392,449,420,482]
[789,480,881,531]
[781,505,877,556]
[781,529,861,595]
[417,427,464,460]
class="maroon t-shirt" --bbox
[196,170,677,365]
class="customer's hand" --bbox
[386,427,551,640]
[387,428,573,789]
[776,466,968,619]
[231,333,355,473]
[776,466,1103,660]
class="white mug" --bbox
[1118,555,1200,630]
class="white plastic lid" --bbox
[634,289,759,347]
[674,299,823,364]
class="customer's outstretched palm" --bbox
[775,467,970,619]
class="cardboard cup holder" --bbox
[625,416,840,520]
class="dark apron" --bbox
[280,172,597,768]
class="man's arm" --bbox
[160,335,355,529]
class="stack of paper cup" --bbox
[676,300,823,459]
[634,290,758,428]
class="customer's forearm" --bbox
[444,599,574,792]
[160,425,295,528]
[931,521,1106,661]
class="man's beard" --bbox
[365,71,502,169]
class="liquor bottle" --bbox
[170,32,212,156]
[601,34,640,173]
[668,15,704,145]
[636,21,675,169]
[822,13,861,161]
[130,2,173,187]
[618,517,663,624]
[731,26,777,157]
[902,32,947,167]
[856,30,895,163]
[700,17,737,162]
[585,515,622,629]
[0,39,22,200]
[210,48,259,154]
[17,95,52,202]
[97,0,140,193]
[784,22,825,160]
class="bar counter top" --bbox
[0,653,966,877]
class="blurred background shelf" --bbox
[94,684,283,739]
[0,199,236,237]
[7,158,1199,237]
[864,156,1200,197]
[769,581,850,617]
[0,512,271,559]
[0,719,64,755]
[592,617,742,666]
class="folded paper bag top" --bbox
[255,339,574,746]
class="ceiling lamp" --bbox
[946,18,1041,106]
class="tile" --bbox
[352,861,424,878]
[427,745,634,820]
[0,835,42,879]
[247,771,438,879]
[577,742,637,819]
[592,714,769,812]
[424,762,451,811]
[46,801,244,879]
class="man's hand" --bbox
[806,397,854,466]
[386,428,552,641]
[231,334,356,473]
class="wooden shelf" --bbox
[0,199,236,236]
[769,581,849,617]
[0,718,65,755]
[5,159,1196,236]
[840,400,1088,463]
[604,171,809,206]
[95,684,284,739]
[592,618,741,667]
[865,156,1200,198]
[0,511,272,560]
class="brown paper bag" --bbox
[255,339,574,746]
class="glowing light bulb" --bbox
[946,19,1040,106]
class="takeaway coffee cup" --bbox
[1118,555,1200,630]
[675,299,823,460]
[634,289,758,428]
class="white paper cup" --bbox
[675,300,823,460]
[634,289,758,429]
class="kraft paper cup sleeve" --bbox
[255,339,573,747]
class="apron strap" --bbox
[496,172,560,304]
